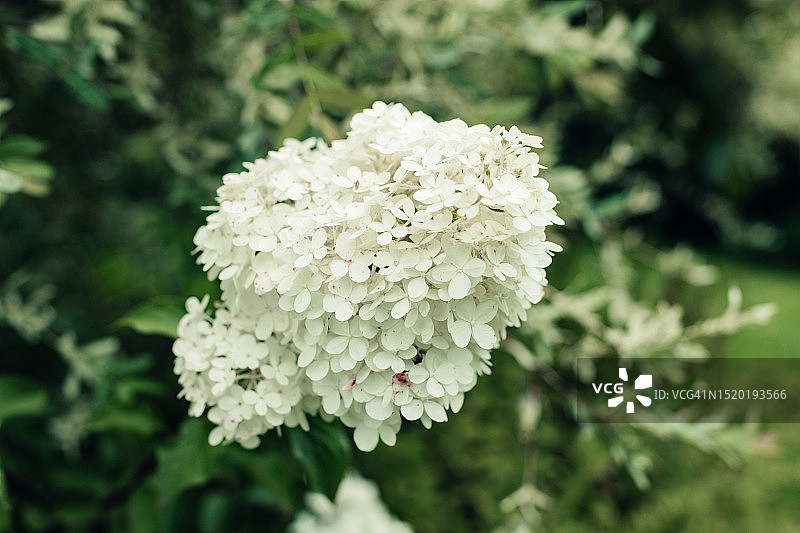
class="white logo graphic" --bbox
[608,368,652,413]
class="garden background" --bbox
[1,0,799,531]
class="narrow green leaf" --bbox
[287,418,350,500]
[0,136,47,158]
[115,297,186,338]
[5,30,107,110]
[277,98,311,145]
[115,377,166,403]
[86,407,161,436]
[254,44,294,88]
[5,29,62,67]
[302,65,345,90]
[0,376,47,423]
[316,88,373,113]
[540,0,587,18]
[59,70,108,111]
[294,27,348,51]
[290,4,337,28]
[317,113,343,143]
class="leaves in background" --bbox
[115,297,186,338]
[152,420,221,505]
[288,418,350,500]
[0,376,47,423]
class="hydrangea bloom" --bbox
[173,102,563,451]
[289,474,413,533]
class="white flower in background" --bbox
[173,101,563,451]
[289,474,414,533]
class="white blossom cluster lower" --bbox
[289,474,413,533]
[173,102,562,451]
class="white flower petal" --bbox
[462,258,486,277]
[426,379,445,398]
[322,393,341,414]
[294,289,311,313]
[450,320,472,348]
[472,323,497,350]
[306,360,329,381]
[407,277,429,301]
[330,259,348,278]
[349,337,368,361]
[379,425,397,446]
[325,336,349,355]
[377,232,392,246]
[349,264,371,283]
[401,400,424,420]
[365,398,393,421]
[424,401,447,423]
[448,272,472,300]
[353,425,380,452]
[391,298,410,319]
[334,304,355,321]
[408,365,429,384]
[429,263,457,283]
[474,301,498,323]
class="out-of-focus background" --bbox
[0,0,798,531]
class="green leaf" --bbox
[277,98,311,145]
[115,297,186,338]
[86,407,161,436]
[3,159,54,181]
[125,486,161,533]
[287,418,350,500]
[426,46,461,70]
[254,44,294,88]
[540,0,587,18]
[152,419,220,504]
[592,191,629,218]
[5,28,62,67]
[317,113,343,143]
[294,27,349,51]
[0,136,47,158]
[5,30,107,110]
[290,4,337,28]
[115,377,166,403]
[302,65,345,90]
[0,376,47,423]
[243,3,289,33]
[59,70,108,111]
[467,97,530,126]
[316,88,373,113]
[260,63,304,91]
[223,447,295,511]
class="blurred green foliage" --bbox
[0,0,797,531]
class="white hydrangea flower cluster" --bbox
[289,474,414,533]
[173,102,563,451]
